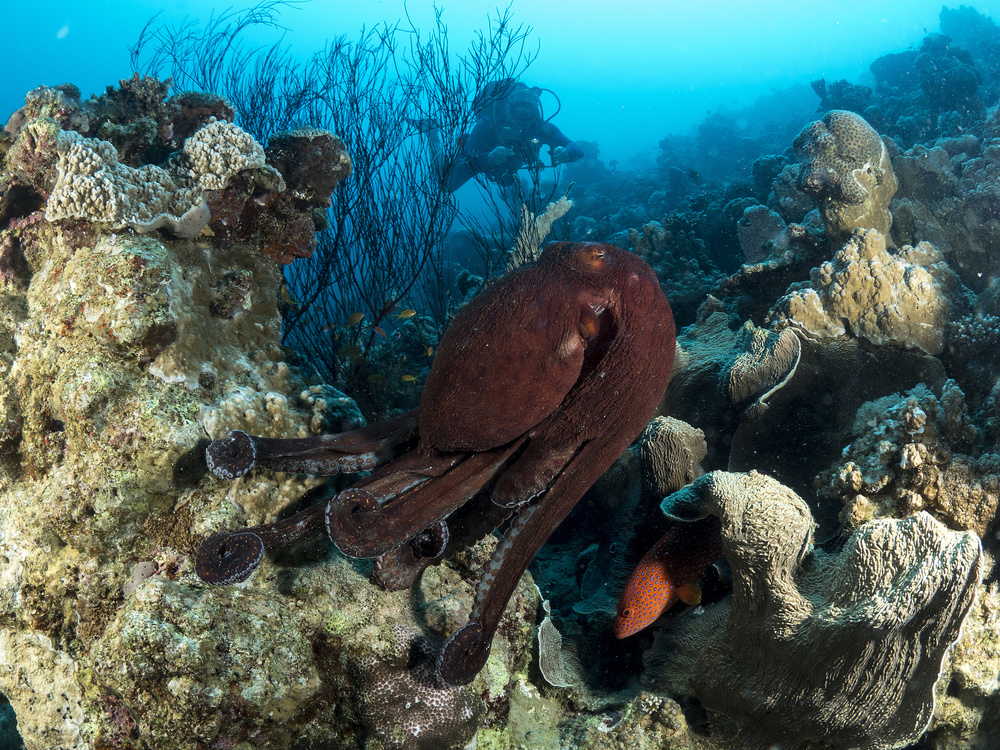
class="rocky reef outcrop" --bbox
[0,78,537,750]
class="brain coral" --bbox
[44,119,268,238]
[767,229,957,355]
[793,109,898,241]
[353,627,485,750]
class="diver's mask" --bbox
[508,102,540,130]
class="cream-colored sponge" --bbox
[45,119,267,239]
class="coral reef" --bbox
[4,82,346,265]
[816,380,998,537]
[352,627,486,750]
[624,219,725,326]
[720,323,801,420]
[634,416,707,499]
[735,204,786,264]
[650,470,982,750]
[793,110,898,242]
[0,77,541,750]
[10,5,1000,747]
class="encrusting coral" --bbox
[649,470,983,750]
[817,380,1000,537]
[44,119,270,239]
[351,626,486,750]
[767,228,960,355]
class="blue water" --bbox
[1,0,970,165]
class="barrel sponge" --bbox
[44,119,266,239]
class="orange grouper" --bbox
[613,515,724,639]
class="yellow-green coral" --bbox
[767,229,956,355]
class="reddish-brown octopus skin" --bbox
[430,241,676,685]
[419,241,674,454]
[198,240,676,687]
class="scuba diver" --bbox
[416,81,585,194]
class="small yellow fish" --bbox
[401,374,418,383]
[393,309,417,320]
[339,344,363,358]
[278,284,300,310]
[368,374,386,385]
[423,346,434,358]
[373,326,387,338]
[346,312,365,327]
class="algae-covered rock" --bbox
[0,78,537,750]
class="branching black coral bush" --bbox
[131,1,535,415]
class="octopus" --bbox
[197,241,676,686]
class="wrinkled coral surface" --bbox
[768,228,957,355]
[45,119,266,238]
[653,470,982,750]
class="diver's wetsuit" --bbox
[444,114,584,192]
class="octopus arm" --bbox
[325,438,525,558]
[206,409,418,479]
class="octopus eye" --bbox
[575,245,607,271]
